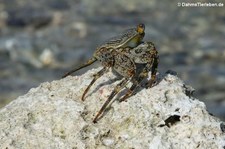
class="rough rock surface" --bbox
[0,68,225,149]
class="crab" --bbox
[62,23,145,78]
[91,42,158,123]
[61,24,159,122]
[63,41,159,123]
[117,41,159,102]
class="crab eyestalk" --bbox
[137,23,145,34]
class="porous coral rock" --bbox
[0,68,224,149]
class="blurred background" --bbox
[0,0,224,120]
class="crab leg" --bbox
[146,55,159,88]
[119,83,137,102]
[119,57,157,102]
[62,58,97,78]
[81,67,108,101]
[93,78,130,123]
[119,72,148,102]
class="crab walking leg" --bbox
[119,83,137,102]
[81,67,108,101]
[62,58,97,78]
[119,71,149,102]
[119,62,154,102]
[93,78,130,123]
[147,55,159,88]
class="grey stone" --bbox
[0,68,225,149]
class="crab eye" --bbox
[138,23,145,29]
[137,23,145,33]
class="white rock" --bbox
[39,48,55,66]
[0,68,225,149]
